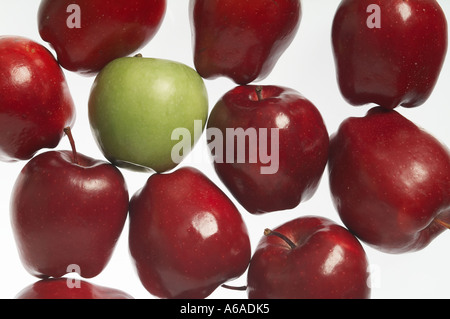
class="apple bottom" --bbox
[336,200,450,254]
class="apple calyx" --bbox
[63,127,79,165]
[264,228,297,250]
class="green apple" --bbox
[88,55,209,173]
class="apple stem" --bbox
[264,228,297,250]
[435,218,450,230]
[134,53,143,58]
[63,127,79,165]
[255,86,263,101]
[221,284,247,291]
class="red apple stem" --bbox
[63,127,79,165]
[264,228,297,250]
[255,86,263,101]
[221,284,247,291]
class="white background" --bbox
[0,1,449,299]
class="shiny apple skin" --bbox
[332,0,448,109]
[247,216,371,299]
[10,151,129,278]
[16,278,133,299]
[207,85,329,215]
[190,0,301,85]
[0,36,76,162]
[38,0,167,76]
[129,166,252,299]
[328,107,450,253]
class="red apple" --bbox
[10,128,129,278]
[16,278,133,299]
[328,107,450,253]
[206,85,329,214]
[247,216,371,299]
[129,166,251,299]
[38,0,167,76]
[0,36,76,162]
[332,0,448,109]
[190,0,301,85]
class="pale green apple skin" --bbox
[88,56,208,173]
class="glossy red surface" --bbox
[247,216,371,299]
[328,107,450,253]
[10,149,129,278]
[16,278,133,299]
[190,0,301,84]
[207,85,329,214]
[38,0,166,75]
[332,0,448,109]
[129,166,251,299]
[0,36,75,161]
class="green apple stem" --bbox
[255,86,263,101]
[63,127,79,165]
[134,53,143,58]
[264,228,297,250]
